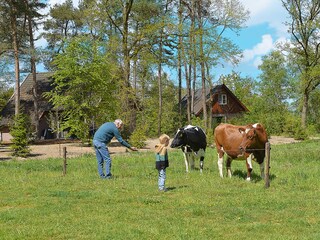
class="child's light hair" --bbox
[159,134,170,144]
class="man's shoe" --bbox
[159,188,168,192]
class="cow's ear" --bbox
[239,128,245,134]
[178,131,184,138]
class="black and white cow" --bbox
[170,125,207,173]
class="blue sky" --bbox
[37,0,290,82]
[216,0,290,81]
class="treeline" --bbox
[1,0,320,145]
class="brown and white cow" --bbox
[214,123,268,181]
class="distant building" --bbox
[0,72,60,142]
[181,84,249,124]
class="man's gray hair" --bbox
[114,119,123,126]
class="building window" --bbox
[218,94,227,105]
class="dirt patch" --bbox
[268,136,301,145]
[0,139,160,161]
[0,136,299,161]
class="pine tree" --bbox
[10,114,31,157]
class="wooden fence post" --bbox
[265,142,271,188]
[63,147,67,176]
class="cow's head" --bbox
[239,123,265,154]
[170,128,187,148]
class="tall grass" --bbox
[1,140,320,239]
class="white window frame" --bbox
[218,94,227,105]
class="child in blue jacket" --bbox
[155,134,170,192]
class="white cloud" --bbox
[253,56,262,68]
[240,0,289,38]
[242,34,274,63]
[209,1,292,79]
[236,0,292,71]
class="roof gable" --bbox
[211,84,249,112]
[181,84,249,116]
[0,72,55,126]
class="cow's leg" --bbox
[217,151,224,178]
[197,149,205,173]
[183,153,190,172]
[190,154,195,170]
[226,157,232,178]
[260,162,265,179]
[245,154,253,181]
[199,156,204,174]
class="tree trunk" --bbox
[26,2,39,139]
[187,63,192,123]
[180,34,191,123]
[206,63,213,130]
[122,0,134,131]
[10,2,20,116]
[198,0,207,129]
[191,0,196,117]
[178,0,183,125]
[157,35,163,136]
[158,61,162,136]
[178,46,182,124]
[301,91,308,128]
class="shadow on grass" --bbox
[166,185,189,192]
[27,153,44,158]
[233,169,277,183]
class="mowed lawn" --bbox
[1,140,320,240]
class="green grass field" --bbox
[1,140,320,239]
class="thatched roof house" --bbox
[0,72,55,142]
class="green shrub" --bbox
[191,116,204,128]
[129,126,147,148]
[284,114,308,140]
[206,128,214,147]
[306,124,317,136]
[10,114,31,157]
[293,127,308,140]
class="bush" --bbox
[10,114,31,157]
[206,129,214,147]
[191,117,204,128]
[293,127,308,140]
[283,115,308,140]
[129,126,147,148]
[306,124,317,136]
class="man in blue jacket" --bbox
[93,119,137,179]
